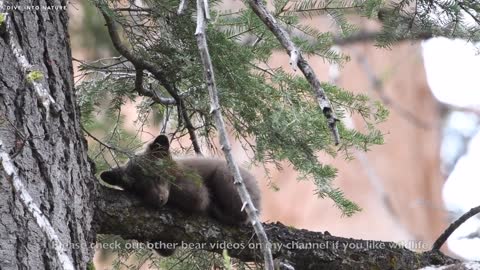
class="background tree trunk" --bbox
[0,1,96,269]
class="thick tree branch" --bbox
[96,187,459,270]
[194,1,274,268]
[247,0,340,145]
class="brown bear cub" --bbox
[100,135,261,255]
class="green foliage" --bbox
[84,0,478,221]
[80,0,391,217]
[374,0,480,47]
[86,261,95,270]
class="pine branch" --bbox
[247,0,341,145]
[194,1,274,269]
[98,4,203,155]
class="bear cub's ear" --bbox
[100,169,122,186]
[149,134,170,157]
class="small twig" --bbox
[0,140,74,270]
[432,205,480,251]
[195,0,274,269]
[81,126,132,157]
[246,0,340,145]
[113,7,152,13]
[177,0,188,15]
[328,46,403,226]
[458,3,480,25]
[134,68,176,105]
[439,102,480,116]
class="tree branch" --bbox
[194,1,274,268]
[99,5,203,154]
[134,68,176,105]
[95,187,459,269]
[247,0,340,145]
[432,205,480,251]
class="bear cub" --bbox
[100,134,261,226]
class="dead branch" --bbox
[194,1,274,268]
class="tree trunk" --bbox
[0,1,96,269]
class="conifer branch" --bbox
[246,0,340,145]
[99,5,203,155]
[0,140,74,270]
[194,1,275,269]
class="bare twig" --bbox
[134,68,176,105]
[194,1,274,269]
[81,126,132,157]
[438,102,480,116]
[0,140,74,270]
[432,205,480,251]
[177,0,188,15]
[246,0,340,145]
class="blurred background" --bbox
[68,0,480,267]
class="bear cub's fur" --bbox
[100,134,261,226]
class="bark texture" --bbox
[0,1,96,269]
[97,187,458,270]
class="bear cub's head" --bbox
[100,134,176,206]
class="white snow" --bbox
[422,37,480,260]
[422,38,480,108]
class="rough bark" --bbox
[0,1,96,269]
[97,187,458,270]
